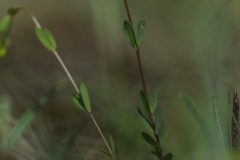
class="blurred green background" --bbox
[1,0,240,159]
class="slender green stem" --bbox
[53,51,79,93]
[136,49,148,98]
[13,7,115,159]
[89,113,116,160]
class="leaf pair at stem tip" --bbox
[123,20,146,50]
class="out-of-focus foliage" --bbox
[1,0,240,160]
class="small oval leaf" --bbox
[140,90,150,115]
[137,107,154,133]
[80,83,91,112]
[142,132,160,149]
[109,134,115,157]
[155,106,162,135]
[159,121,166,144]
[35,27,56,52]
[0,46,7,58]
[72,94,86,111]
[149,88,157,113]
[163,153,173,160]
[97,148,112,157]
[0,15,11,33]
[123,20,137,49]
[137,20,146,47]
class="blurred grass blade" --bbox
[1,85,58,149]
[123,20,137,49]
[109,134,115,157]
[216,85,228,106]
[137,107,153,133]
[142,132,160,149]
[0,15,11,33]
[179,92,212,144]
[0,96,11,142]
[137,20,146,47]
[72,94,86,111]
[97,148,112,157]
[54,122,86,160]
[155,106,163,135]
[163,153,173,160]
[80,83,91,112]
[140,90,150,115]
[212,95,225,151]
[149,88,157,113]
[35,27,56,52]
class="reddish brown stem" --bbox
[136,49,148,98]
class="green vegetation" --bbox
[0,1,240,160]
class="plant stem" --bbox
[53,51,79,93]
[15,7,115,159]
[123,0,133,24]
[123,1,162,159]
[89,113,116,159]
[54,52,116,159]
[136,49,148,98]
[123,0,148,98]
[18,7,41,28]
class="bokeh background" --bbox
[1,0,240,159]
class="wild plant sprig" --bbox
[123,0,148,98]
[0,7,116,160]
[122,1,171,159]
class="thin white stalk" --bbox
[53,51,79,93]
[18,7,41,28]
[89,112,113,157]
[16,7,115,159]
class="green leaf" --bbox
[155,106,163,135]
[142,132,160,149]
[123,20,137,50]
[137,20,146,47]
[163,153,173,160]
[0,46,7,58]
[97,148,113,157]
[137,107,154,133]
[1,86,57,150]
[35,27,56,52]
[109,134,115,157]
[0,36,10,58]
[149,88,157,113]
[159,121,166,144]
[72,94,86,111]
[0,15,11,33]
[80,83,91,112]
[140,90,150,115]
